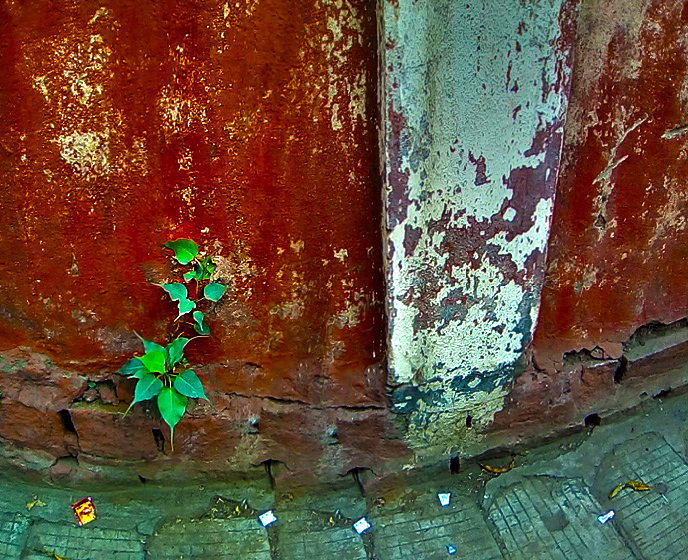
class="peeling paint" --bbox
[382,0,577,443]
[534,0,688,369]
[56,130,111,177]
[333,248,348,261]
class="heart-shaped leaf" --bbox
[161,283,187,302]
[177,297,196,319]
[166,337,189,367]
[125,372,163,414]
[120,357,147,379]
[135,333,165,355]
[164,239,199,265]
[173,369,207,400]
[193,310,210,335]
[204,282,226,302]
[140,350,167,374]
[157,387,187,451]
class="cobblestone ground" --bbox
[2,393,688,559]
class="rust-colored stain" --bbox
[0,0,384,407]
[533,0,688,369]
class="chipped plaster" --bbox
[382,0,575,444]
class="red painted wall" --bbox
[495,0,688,434]
[0,0,384,400]
[4,0,688,483]
[534,0,688,367]
[0,0,393,480]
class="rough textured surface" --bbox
[1,394,688,559]
[0,0,390,481]
[486,477,633,559]
[4,0,688,485]
[381,0,577,456]
[0,0,384,396]
[533,0,688,369]
[493,0,688,437]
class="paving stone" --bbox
[276,510,367,560]
[485,477,634,560]
[24,520,146,559]
[0,512,31,559]
[371,497,502,560]
[595,432,688,559]
[147,517,270,559]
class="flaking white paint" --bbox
[56,129,111,177]
[382,0,573,430]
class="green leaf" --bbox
[164,239,199,265]
[140,350,167,374]
[204,282,226,302]
[125,372,163,414]
[183,263,202,283]
[166,338,189,367]
[135,333,165,355]
[193,310,210,335]
[173,369,207,400]
[161,283,188,302]
[157,387,187,451]
[200,257,217,280]
[121,357,147,379]
[177,297,196,319]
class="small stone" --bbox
[97,383,119,405]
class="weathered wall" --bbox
[3,0,688,486]
[0,0,398,483]
[494,0,688,434]
[381,0,578,460]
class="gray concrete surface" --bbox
[1,391,687,559]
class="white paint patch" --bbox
[128,136,149,176]
[178,147,193,170]
[56,130,110,177]
[290,239,305,253]
[157,84,208,139]
[492,198,553,270]
[333,248,348,261]
[317,0,367,132]
[33,75,50,102]
[503,207,516,221]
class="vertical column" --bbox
[381,0,578,456]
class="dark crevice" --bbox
[584,413,601,434]
[531,353,546,373]
[653,388,672,399]
[613,356,628,384]
[465,415,473,428]
[563,346,613,367]
[262,459,277,490]
[58,409,77,434]
[247,417,260,434]
[450,455,461,474]
[138,475,148,484]
[347,467,370,497]
[152,429,165,453]
[223,391,384,410]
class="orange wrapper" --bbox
[71,497,96,526]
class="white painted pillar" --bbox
[381,0,577,455]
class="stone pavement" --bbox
[2,392,688,559]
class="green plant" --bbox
[120,238,226,449]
